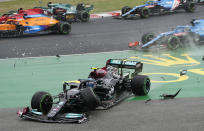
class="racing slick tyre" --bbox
[131,75,151,96]
[121,6,131,15]
[140,7,150,18]
[184,2,195,12]
[141,33,155,45]
[79,11,90,22]
[58,22,71,35]
[80,87,101,110]
[31,91,53,114]
[167,36,181,50]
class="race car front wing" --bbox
[17,107,88,123]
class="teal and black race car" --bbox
[17,59,151,123]
[34,2,94,22]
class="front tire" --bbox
[141,33,155,45]
[80,87,100,110]
[31,91,53,114]
[121,6,131,15]
[184,2,195,12]
[131,75,151,96]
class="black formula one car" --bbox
[17,59,151,123]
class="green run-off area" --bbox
[0,47,204,108]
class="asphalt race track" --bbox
[1,98,204,131]
[0,5,204,131]
[0,5,203,59]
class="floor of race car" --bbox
[1,97,204,131]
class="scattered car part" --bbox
[160,88,182,99]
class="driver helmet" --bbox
[96,68,107,78]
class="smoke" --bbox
[184,34,202,56]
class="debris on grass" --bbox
[56,54,60,58]
[180,69,187,76]
[160,88,182,100]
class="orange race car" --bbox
[0,13,71,37]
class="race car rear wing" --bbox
[106,59,143,73]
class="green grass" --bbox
[0,0,147,15]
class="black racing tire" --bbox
[121,6,131,15]
[167,36,181,50]
[184,2,195,12]
[80,87,100,110]
[17,25,24,36]
[31,91,53,114]
[79,11,90,22]
[131,75,151,96]
[58,22,71,35]
[140,7,150,18]
[141,33,155,45]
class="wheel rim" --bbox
[144,78,151,94]
[190,4,195,11]
[62,24,70,34]
[168,37,180,50]
[82,12,89,19]
[40,94,53,114]
[147,35,154,42]
[125,8,131,13]
[143,10,148,16]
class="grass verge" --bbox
[0,0,147,15]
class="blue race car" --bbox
[128,19,204,50]
[121,0,195,19]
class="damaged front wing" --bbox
[17,107,88,123]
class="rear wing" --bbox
[106,59,143,73]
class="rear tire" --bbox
[131,75,151,96]
[31,91,53,114]
[58,22,71,35]
[167,36,181,50]
[80,87,100,110]
[79,11,90,22]
[184,2,195,12]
